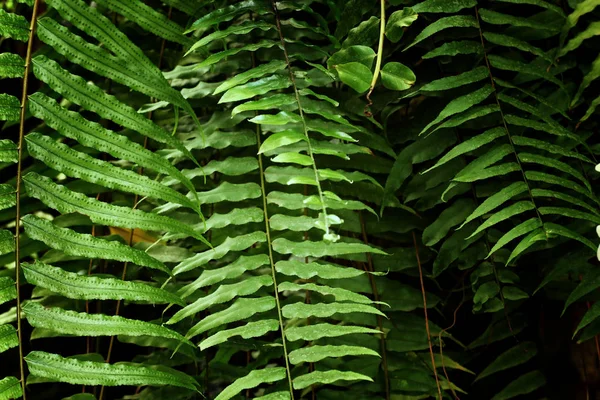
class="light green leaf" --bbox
[334,62,373,93]
[0,94,20,122]
[269,214,342,232]
[173,232,266,275]
[560,21,600,56]
[565,269,600,314]
[293,370,372,390]
[282,302,385,319]
[23,172,205,243]
[420,85,494,135]
[25,351,199,390]
[575,302,600,336]
[532,189,598,215]
[506,228,547,264]
[381,62,416,91]
[476,342,538,381]
[484,32,551,61]
[0,140,18,163]
[491,371,546,400]
[272,238,386,257]
[0,230,15,255]
[0,377,22,400]
[187,21,273,54]
[288,345,379,364]
[200,320,279,350]
[0,53,24,78]
[488,218,542,256]
[215,368,286,400]
[22,261,184,305]
[538,206,600,224]
[220,75,291,103]
[278,282,375,304]
[512,136,592,164]
[405,15,478,51]
[488,55,565,92]
[518,152,590,190]
[23,303,193,347]
[0,9,29,41]
[168,276,273,324]
[286,323,380,342]
[186,297,276,340]
[271,152,313,166]
[385,8,418,43]
[178,255,269,299]
[22,215,168,273]
[275,260,364,280]
[328,46,376,69]
[215,60,286,94]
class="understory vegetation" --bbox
[1,0,600,399]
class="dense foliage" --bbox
[1,0,600,399]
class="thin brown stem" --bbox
[15,2,41,398]
[412,231,442,400]
[359,213,389,400]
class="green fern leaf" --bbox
[214,368,286,400]
[288,345,379,364]
[187,21,273,54]
[254,391,290,400]
[94,0,192,46]
[488,55,565,92]
[412,0,476,13]
[23,172,205,243]
[278,282,376,304]
[272,238,386,257]
[186,297,276,339]
[468,201,536,239]
[518,153,590,190]
[215,60,287,94]
[0,94,20,122]
[22,303,193,347]
[275,260,365,279]
[0,9,29,41]
[219,75,291,103]
[0,278,16,306]
[422,40,482,59]
[200,320,279,350]
[281,302,385,319]
[173,232,266,275]
[292,370,372,389]
[285,324,380,342]
[31,56,198,166]
[0,324,18,353]
[25,133,196,211]
[479,8,559,31]
[491,370,545,400]
[21,214,168,273]
[476,342,537,382]
[27,93,195,193]
[168,275,273,324]
[25,351,199,390]
[0,376,22,400]
[531,189,598,215]
[420,67,488,92]
[0,53,24,78]
[461,182,528,229]
[178,255,269,299]
[22,261,184,305]
[488,218,542,256]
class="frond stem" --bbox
[270,0,330,236]
[256,125,295,398]
[474,7,543,225]
[365,0,386,114]
[15,2,41,397]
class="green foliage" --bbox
[1,0,600,399]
